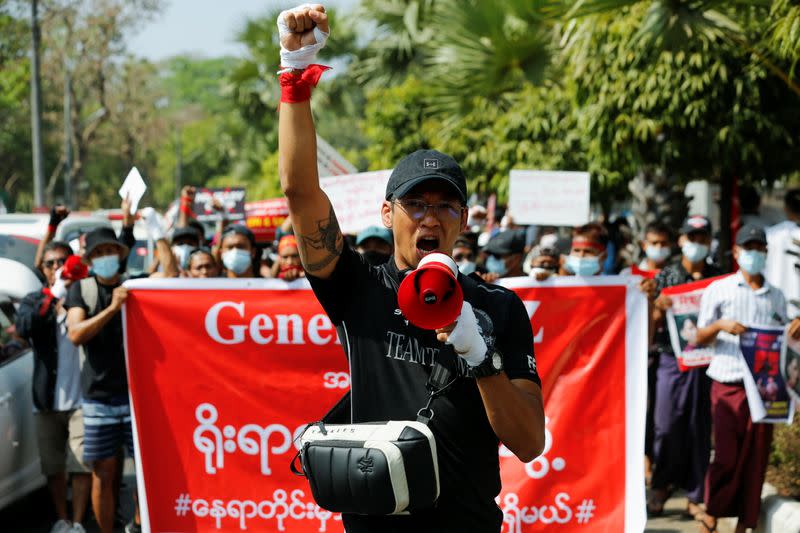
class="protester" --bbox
[648,216,720,519]
[64,228,139,533]
[277,6,544,531]
[16,241,92,533]
[452,234,477,275]
[275,235,305,281]
[187,248,221,278]
[355,225,393,266]
[528,245,560,281]
[622,221,673,276]
[738,184,767,229]
[219,225,258,278]
[563,222,608,276]
[693,224,800,533]
[170,227,202,273]
[34,205,70,272]
[481,228,526,281]
[765,188,800,317]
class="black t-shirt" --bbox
[64,277,128,401]
[307,247,540,533]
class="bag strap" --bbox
[80,277,99,317]
[416,360,458,425]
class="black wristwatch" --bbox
[469,349,504,379]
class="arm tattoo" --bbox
[297,205,344,273]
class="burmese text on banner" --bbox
[122,276,647,532]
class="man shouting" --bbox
[278,5,545,532]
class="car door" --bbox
[0,299,43,510]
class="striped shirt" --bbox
[697,271,788,383]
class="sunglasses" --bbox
[43,258,67,269]
[393,199,463,222]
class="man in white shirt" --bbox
[693,224,800,533]
[765,188,800,318]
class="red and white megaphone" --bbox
[398,252,464,330]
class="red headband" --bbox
[571,240,606,252]
[278,235,298,254]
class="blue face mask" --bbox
[222,248,252,275]
[681,242,709,263]
[738,249,767,275]
[485,255,507,276]
[566,255,600,276]
[92,255,120,279]
[645,246,670,264]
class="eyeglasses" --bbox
[393,199,464,222]
[43,258,67,269]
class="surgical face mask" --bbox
[92,255,120,279]
[486,255,507,276]
[681,242,709,263]
[566,255,600,276]
[738,249,767,275]
[458,260,477,275]
[645,245,671,264]
[222,248,252,275]
[172,244,194,269]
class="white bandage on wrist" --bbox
[277,4,330,70]
[446,301,488,367]
[50,269,68,300]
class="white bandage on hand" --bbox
[277,4,330,70]
[140,207,165,241]
[50,268,68,299]
[446,301,488,367]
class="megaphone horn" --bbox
[398,252,464,330]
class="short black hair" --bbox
[785,188,800,216]
[644,222,672,240]
[573,222,610,248]
[739,184,761,214]
[221,224,256,249]
[43,240,73,257]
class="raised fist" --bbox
[279,4,329,52]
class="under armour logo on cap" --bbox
[687,216,708,228]
[423,159,439,169]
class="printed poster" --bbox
[781,331,800,405]
[740,325,795,424]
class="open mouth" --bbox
[416,236,440,257]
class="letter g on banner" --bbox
[206,301,246,344]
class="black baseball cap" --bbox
[736,224,767,246]
[385,149,467,203]
[680,215,712,236]
[171,227,202,245]
[484,229,526,256]
[84,227,129,258]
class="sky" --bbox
[128,0,358,61]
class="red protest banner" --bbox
[123,276,646,532]
[244,198,289,243]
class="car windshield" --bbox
[0,234,39,271]
[0,298,29,366]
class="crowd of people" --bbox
[11,177,800,533]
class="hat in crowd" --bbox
[736,224,767,246]
[278,234,299,254]
[221,224,256,247]
[483,229,526,256]
[84,227,129,259]
[356,226,393,247]
[681,215,712,236]
[385,149,467,203]
[171,226,201,245]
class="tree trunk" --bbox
[718,174,735,273]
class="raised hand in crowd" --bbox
[121,194,135,228]
[35,204,71,269]
[279,4,329,52]
[178,185,197,228]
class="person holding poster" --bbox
[693,224,800,533]
[648,216,720,518]
[277,5,544,532]
[562,222,608,276]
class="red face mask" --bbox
[278,264,304,280]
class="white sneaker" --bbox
[70,523,87,533]
[50,520,72,533]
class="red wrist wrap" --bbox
[48,224,57,234]
[180,204,194,216]
[279,64,331,103]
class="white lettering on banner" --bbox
[179,489,342,531]
[523,301,544,344]
[499,492,598,531]
[194,403,306,476]
[323,372,350,389]
[499,417,565,479]
[205,302,339,346]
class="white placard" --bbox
[316,135,358,177]
[508,170,590,226]
[320,170,391,235]
[119,166,147,214]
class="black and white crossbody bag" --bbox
[291,362,456,516]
